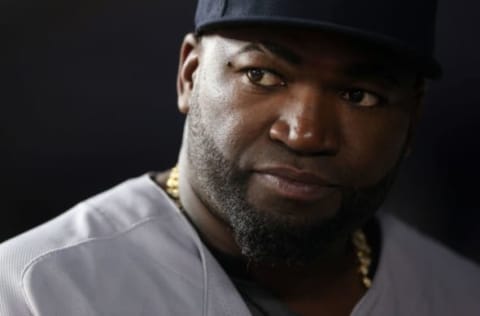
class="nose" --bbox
[269,86,340,155]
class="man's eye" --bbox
[245,68,286,87]
[341,90,381,107]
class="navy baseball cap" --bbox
[195,0,442,79]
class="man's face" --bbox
[179,27,421,265]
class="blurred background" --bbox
[1,0,479,263]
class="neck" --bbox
[177,175,365,313]
[161,151,372,315]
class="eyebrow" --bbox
[343,62,401,86]
[234,42,402,86]
[235,41,303,65]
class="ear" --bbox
[404,78,426,157]
[177,33,200,114]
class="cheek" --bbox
[340,108,411,186]
[195,70,272,162]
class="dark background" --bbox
[2,1,479,263]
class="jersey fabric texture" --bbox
[1,174,479,316]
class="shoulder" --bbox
[379,213,480,279]
[370,213,480,315]
[0,174,202,316]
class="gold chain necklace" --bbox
[166,165,372,289]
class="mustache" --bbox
[241,143,353,184]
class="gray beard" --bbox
[185,101,400,266]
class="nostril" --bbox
[269,118,340,155]
[269,119,290,142]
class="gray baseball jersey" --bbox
[1,175,479,315]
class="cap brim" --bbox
[196,17,442,79]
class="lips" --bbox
[252,166,339,201]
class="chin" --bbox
[246,189,343,224]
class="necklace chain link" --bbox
[166,165,372,289]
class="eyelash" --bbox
[340,88,387,108]
[242,67,287,88]
[240,67,387,106]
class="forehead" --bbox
[200,26,416,80]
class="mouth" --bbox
[252,166,339,202]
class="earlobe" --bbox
[177,33,200,114]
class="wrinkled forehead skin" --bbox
[197,26,421,85]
